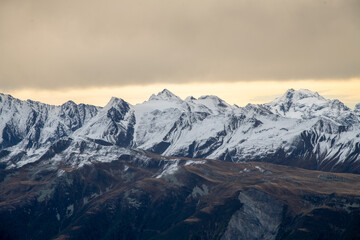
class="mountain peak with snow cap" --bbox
[197,95,230,107]
[268,88,326,110]
[355,103,360,112]
[61,100,77,108]
[273,88,324,104]
[266,89,353,121]
[189,95,232,114]
[105,97,129,108]
[148,89,182,102]
[185,96,197,102]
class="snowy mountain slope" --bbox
[0,94,99,150]
[130,89,360,173]
[267,88,357,124]
[1,89,360,173]
[0,94,99,167]
[73,97,135,147]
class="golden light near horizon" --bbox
[3,79,360,109]
[0,0,359,109]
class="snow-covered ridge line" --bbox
[1,88,360,173]
[0,88,358,109]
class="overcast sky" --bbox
[0,0,359,106]
[1,0,359,89]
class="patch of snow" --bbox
[185,160,207,166]
[156,160,180,178]
[254,166,265,173]
[57,169,65,177]
[240,168,251,173]
[66,204,74,217]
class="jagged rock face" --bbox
[221,189,283,240]
[1,150,360,240]
[1,89,360,173]
[0,94,98,151]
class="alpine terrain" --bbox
[1,89,360,239]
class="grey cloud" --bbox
[0,0,359,90]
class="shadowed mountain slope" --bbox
[1,149,360,239]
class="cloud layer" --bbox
[0,0,359,90]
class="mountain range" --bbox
[1,88,360,240]
[1,88,360,173]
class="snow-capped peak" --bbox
[329,99,350,111]
[0,92,11,100]
[105,97,129,109]
[102,97,131,123]
[0,93,17,106]
[266,88,327,117]
[355,103,360,112]
[196,95,231,109]
[61,100,77,109]
[270,88,324,105]
[266,89,354,122]
[185,96,197,102]
[148,89,181,102]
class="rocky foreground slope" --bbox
[1,149,360,240]
[1,88,360,173]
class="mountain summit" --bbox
[269,88,325,110]
[148,89,181,101]
[267,88,352,121]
